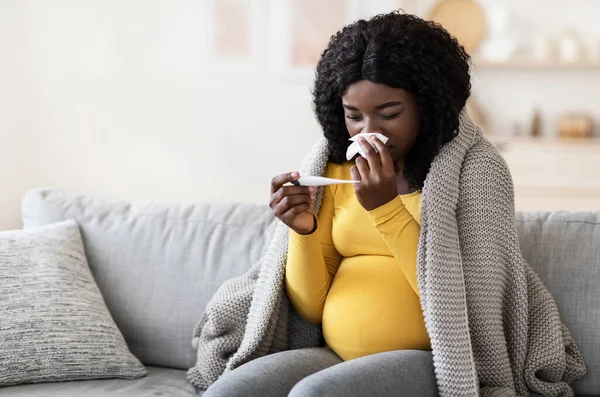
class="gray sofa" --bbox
[0,189,598,397]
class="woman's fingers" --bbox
[354,155,371,181]
[369,136,394,171]
[270,172,316,208]
[270,185,314,206]
[270,172,299,195]
[269,172,317,234]
[350,164,362,183]
[357,137,381,168]
[356,137,384,174]
[272,194,313,216]
[281,203,312,221]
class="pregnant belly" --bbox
[322,255,431,361]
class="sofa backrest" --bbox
[22,189,277,370]
[515,211,600,396]
[21,190,599,395]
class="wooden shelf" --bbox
[473,59,600,70]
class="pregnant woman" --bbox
[194,11,585,397]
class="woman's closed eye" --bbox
[379,113,400,120]
[346,112,401,121]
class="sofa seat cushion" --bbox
[0,367,201,397]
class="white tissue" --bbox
[346,133,389,161]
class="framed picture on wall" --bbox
[269,0,409,81]
[202,0,267,70]
[268,0,347,81]
[289,0,347,69]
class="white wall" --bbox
[1,0,33,230]
[0,0,322,230]
[2,0,600,230]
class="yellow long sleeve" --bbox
[368,195,421,297]
[284,162,430,360]
[285,183,341,324]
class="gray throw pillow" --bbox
[0,220,147,386]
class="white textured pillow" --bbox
[0,220,147,386]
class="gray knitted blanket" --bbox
[187,111,586,396]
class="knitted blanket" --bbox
[187,111,586,396]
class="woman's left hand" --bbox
[350,136,398,211]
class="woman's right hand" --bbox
[270,172,317,235]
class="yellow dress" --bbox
[285,162,431,361]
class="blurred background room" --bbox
[1,0,599,231]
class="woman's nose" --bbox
[363,118,383,134]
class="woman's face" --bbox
[342,80,421,164]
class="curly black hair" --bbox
[313,11,471,189]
